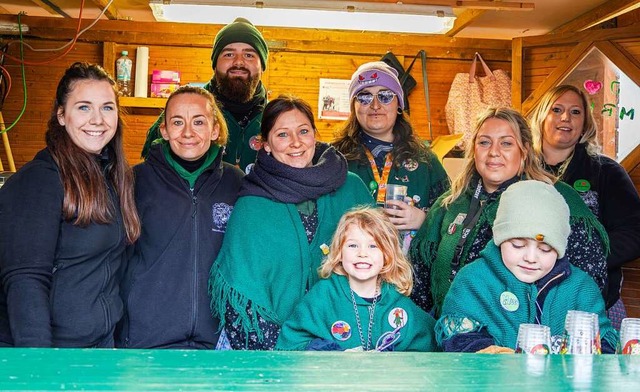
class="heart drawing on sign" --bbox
[583,80,603,95]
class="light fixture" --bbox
[0,22,29,34]
[149,1,456,35]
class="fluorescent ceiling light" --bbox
[149,1,456,34]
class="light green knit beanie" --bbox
[493,180,571,258]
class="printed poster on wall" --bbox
[318,78,351,120]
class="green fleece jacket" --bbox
[276,274,437,351]
[209,173,373,341]
[436,242,618,351]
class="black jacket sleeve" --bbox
[601,160,640,270]
[0,162,63,347]
[441,328,495,353]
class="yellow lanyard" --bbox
[364,149,393,204]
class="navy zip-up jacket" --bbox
[0,148,126,347]
[117,144,243,349]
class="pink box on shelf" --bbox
[150,83,180,98]
[151,70,181,84]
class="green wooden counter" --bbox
[1,349,640,390]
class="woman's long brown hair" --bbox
[46,62,140,243]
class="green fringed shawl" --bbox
[410,179,610,317]
[208,173,374,344]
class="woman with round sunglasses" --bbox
[333,61,449,251]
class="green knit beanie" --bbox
[211,17,268,71]
[493,180,570,258]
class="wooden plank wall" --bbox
[0,15,511,168]
[516,25,640,318]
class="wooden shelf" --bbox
[120,97,166,109]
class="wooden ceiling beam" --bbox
[29,0,71,18]
[551,0,640,35]
[446,9,486,37]
[91,0,119,20]
[455,1,534,10]
[343,0,456,5]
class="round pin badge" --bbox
[331,320,352,341]
[249,135,262,151]
[369,180,378,191]
[530,344,551,355]
[403,159,419,172]
[388,308,408,328]
[500,291,519,312]
[245,163,254,175]
[447,222,457,235]
[573,179,591,193]
[623,339,640,354]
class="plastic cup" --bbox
[384,184,408,210]
[561,310,600,354]
[619,318,640,354]
[515,323,551,355]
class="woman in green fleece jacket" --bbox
[276,207,437,352]
[209,96,373,350]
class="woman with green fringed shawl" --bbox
[409,107,609,317]
[208,96,373,350]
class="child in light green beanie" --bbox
[435,180,618,353]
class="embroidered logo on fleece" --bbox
[212,203,233,233]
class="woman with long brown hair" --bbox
[0,62,140,347]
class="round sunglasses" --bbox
[355,90,397,106]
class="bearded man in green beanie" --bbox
[142,17,269,173]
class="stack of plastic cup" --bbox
[515,323,551,355]
[619,318,640,354]
[561,310,600,354]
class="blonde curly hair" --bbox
[319,206,414,296]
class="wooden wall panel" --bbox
[615,41,640,58]
[266,52,375,142]
[522,45,573,99]
[1,41,102,166]
[0,15,511,170]
[622,259,640,319]
[630,166,640,194]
